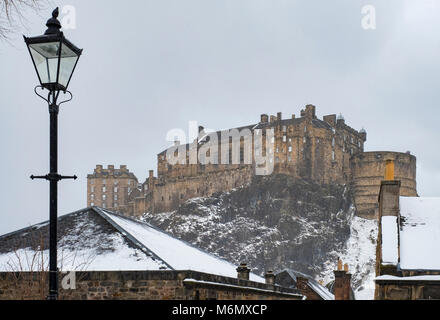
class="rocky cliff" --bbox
[141,174,377,299]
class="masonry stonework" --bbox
[0,271,302,300]
[87,105,417,219]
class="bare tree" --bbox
[0,0,49,40]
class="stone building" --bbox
[0,207,302,300]
[374,163,440,300]
[87,165,138,210]
[87,104,417,219]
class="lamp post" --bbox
[24,8,82,300]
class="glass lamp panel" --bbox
[58,43,79,88]
[29,42,60,85]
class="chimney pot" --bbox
[236,263,250,281]
[334,260,352,300]
[264,270,275,285]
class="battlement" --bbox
[86,104,417,219]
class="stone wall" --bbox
[351,151,417,219]
[129,105,367,215]
[87,165,138,210]
[376,280,440,300]
[0,270,302,300]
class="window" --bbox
[283,136,286,142]
[288,138,292,142]
[102,179,106,185]
[90,202,94,206]
[288,146,292,152]
[90,179,94,185]
[114,187,118,192]
[91,186,94,193]
[303,137,306,143]
[128,187,131,194]
[114,181,118,185]
[304,126,307,132]
[276,147,279,153]
[282,125,287,132]
[332,137,335,147]
[91,194,94,200]
[102,186,106,192]
[114,203,118,208]
[114,195,118,201]
[332,151,335,161]
[271,137,275,143]
[102,194,106,200]
[288,155,292,162]
[102,203,106,208]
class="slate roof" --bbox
[0,207,264,282]
[275,269,335,300]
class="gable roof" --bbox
[0,207,264,282]
[276,269,334,300]
[399,197,440,271]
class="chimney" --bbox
[236,263,250,280]
[334,259,352,300]
[95,165,103,173]
[174,139,180,146]
[270,115,275,123]
[198,126,205,134]
[379,180,400,218]
[385,159,395,181]
[323,114,336,127]
[260,114,268,123]
[277,112,282,121]
[120,165,128,172]
[264,271,275,285]
[291,114,295,120]
[108,165,114,171]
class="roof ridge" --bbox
[0,207,92,240]
[93,208,173,270]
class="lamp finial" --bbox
[45,7,62,35]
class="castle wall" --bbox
[151,166,254,213]
[350,151,417,219]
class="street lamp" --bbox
[24,7,82,300]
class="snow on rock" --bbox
[102,209,264,282]
[320,214,378,300]
[140,175,378,299]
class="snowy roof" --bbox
[97,208,264,282]
[376,275,440,282]
[381,216,398,265]
[0,207,264,282]
[399,197,440,271]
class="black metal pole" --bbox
[30,89,77,300]
[48,91,59,300]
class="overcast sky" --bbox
[1,0,439,235]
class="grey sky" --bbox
[1,0,439,235]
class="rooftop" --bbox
[0,207,264,282]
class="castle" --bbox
[87,105,417,219]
